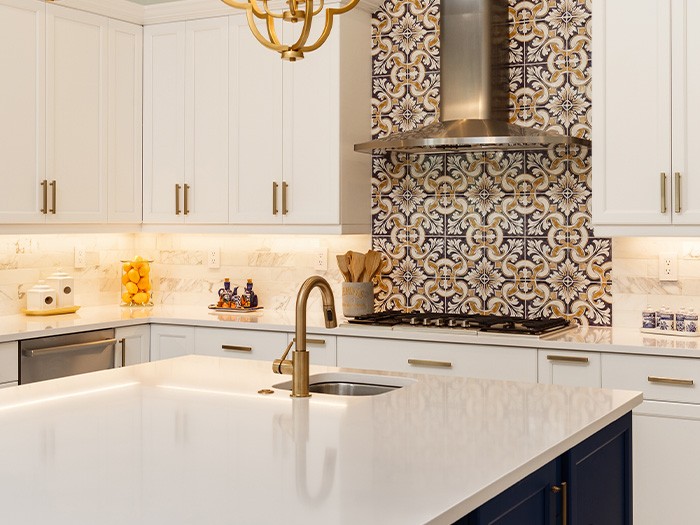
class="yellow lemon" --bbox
[128,268,140,283]
[125,282,138,294]
[137,277,151,291]
[134,255,144,262]
[132,292,148,305]
[139,263,150,276]
[121,273,130,285]
[122,262,132,272]
[121,292,133,304]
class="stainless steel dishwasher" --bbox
[19,329,116,384]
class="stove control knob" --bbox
[434,318,443,327]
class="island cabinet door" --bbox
[461,460,560,525]
[564,412,632,525]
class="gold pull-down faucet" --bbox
[273,276,337,397]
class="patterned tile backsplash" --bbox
[370,0,612,326]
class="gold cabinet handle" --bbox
[175,184,181,215]
[661,172,667,213]
[282,181,288,215]
[648,375,694,386]
[551,481,567,525]
[119,337,126,367]
[675,172,682,213]
[292,337,325,345]
[407,358,452,369]
[40,180,48,214]
[183,183,190,215]
[222,344,252,352]
[547,355,589,364]
[272,181,279,215]
[49,180,56,214]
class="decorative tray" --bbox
[207,305,264,313]
[21,305,81,316]
[640,328,700,338]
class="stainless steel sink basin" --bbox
[272,372,415,396]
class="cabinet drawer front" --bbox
[603,354,700,403]
[0,341,18,384]
[286,333,336,366]
[194,327,287,362]
[337,337,536,383]
[538,349,601,388]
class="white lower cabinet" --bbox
[194,327,286,361]
[632,401,700,525]
[194,327,336,366]
[537,349,601,387]
[285,332,337,366]
[150,324,194,361]
[603,352,700,524]
[115,325,150,367]
[337,336,537,382]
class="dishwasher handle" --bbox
[22,338,117,358]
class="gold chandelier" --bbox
[220,0,359,61]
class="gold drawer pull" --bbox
[551,482,568,525]
[292,337,325,345]
[408,358,452,369]
[675,172,682,213]
[661,172,668,213]
[272,181,279,215]
[40,180,48,214]
[49,180,56,214]
[222,345,252,352]
[547,355,589,364]
[648,375,694,386]
[175,184,181,215]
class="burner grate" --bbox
[348,311,572,335]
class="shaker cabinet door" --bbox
[0,0,46,223]
[46,5,108,223]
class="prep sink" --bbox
[272,372,416,396]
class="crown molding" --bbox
[142,0,381,24]
[50,0,381,25]
[52,0,145,24]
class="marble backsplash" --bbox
[0,233,370,316]
[0,233,699,327]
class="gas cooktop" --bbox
[347,311,574,337]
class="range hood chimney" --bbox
[355,0,591,154]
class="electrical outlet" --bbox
[207,248,220,269]
[659,252,678,281]
[74,246,86,269]
[313,249,327,271]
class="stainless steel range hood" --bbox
[354,0,591,154]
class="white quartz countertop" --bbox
[2,304,700,358]
[0,356,641,525]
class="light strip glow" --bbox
[0,381,139,413]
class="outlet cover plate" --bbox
[659,252,678,282]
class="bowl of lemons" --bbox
[121,256,153,306]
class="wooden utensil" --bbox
[363,250,382,282]
[336,254,351,281]
[350,251,365,282]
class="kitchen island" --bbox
[0,356,641,524]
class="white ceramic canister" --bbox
[47,271,74,307]
[26,281,58,311]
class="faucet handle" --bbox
[272,339,295,375]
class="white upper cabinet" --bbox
[226,9,372,231]
[0,1,142,226]
[228,15,283,224]
[46,5,108,223]
[143,18,229,224]
[0,0,45,223]
[593,0,700,234]
[108,19,143,223]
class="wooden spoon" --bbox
[336,254,351,281]
[350,251,365,282]
[363,250,382,282]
